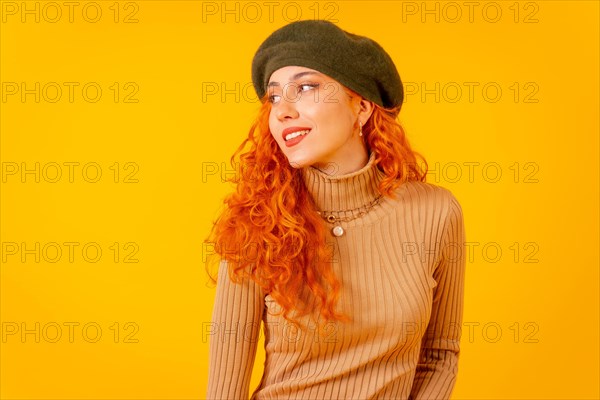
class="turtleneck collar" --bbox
[300,151,387,215]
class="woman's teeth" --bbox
[285,129,310,141]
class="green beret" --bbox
[251,19,404,112]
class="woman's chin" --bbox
[285,153,314,169]
[287,159,309,169]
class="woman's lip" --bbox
[284,130,310,148]
[281,127,312,141]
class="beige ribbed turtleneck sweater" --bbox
[207,151,466,399]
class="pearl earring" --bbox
[359,121,363,137]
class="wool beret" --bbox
[251,19,404,112]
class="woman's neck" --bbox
[300,151,386,215]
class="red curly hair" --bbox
[204,90,428,334]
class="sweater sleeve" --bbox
[409,193,466,399]
[206,259,265,400]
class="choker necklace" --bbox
[315,194,383,237]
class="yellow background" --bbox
[1,1,598,399]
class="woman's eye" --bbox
[299,83,319,92]
[268,83,319,103]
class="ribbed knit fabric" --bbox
[207,151,466,400]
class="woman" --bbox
[205,19,466,400]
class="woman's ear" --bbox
[358,98,374,126]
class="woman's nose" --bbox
[275,89,300,120]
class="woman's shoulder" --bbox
[391,180,463,215]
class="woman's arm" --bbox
[409,193,467,399]
[206,259,265,400]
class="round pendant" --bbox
[332,225,345,237]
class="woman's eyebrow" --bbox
[268,71,323,87]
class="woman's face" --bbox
[267,66,371,175]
